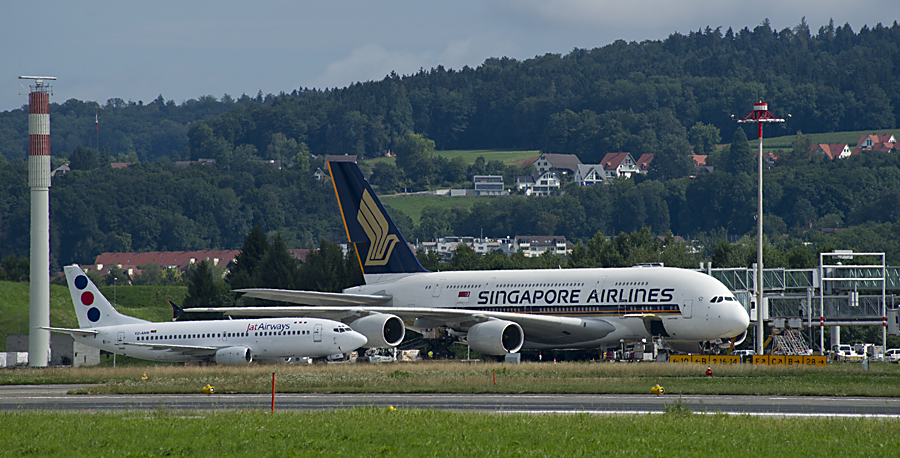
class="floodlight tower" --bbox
[20,75,56,367]
[734,102,786,355]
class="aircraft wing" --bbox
[234,288,392,306]
[181,306,616,346]
[40,327,100,338]
[128,342,219,358]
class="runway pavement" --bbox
[1,385,899,417]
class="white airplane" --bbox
[184,161,750,356]
[42,265,368,364]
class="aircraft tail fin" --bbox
[64,265,148,328]
[328,160,428,276]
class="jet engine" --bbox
[466,320,524,355]
[215,346,252,365]
[349,314,406,348]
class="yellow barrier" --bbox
[671,354,827,366]
[709,355,740,365]
[804,355,827,366]
[669,355,828,367]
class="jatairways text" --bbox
[246,322,290,332]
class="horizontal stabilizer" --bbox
[40,327,99,337]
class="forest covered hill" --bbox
[2,19,900,268]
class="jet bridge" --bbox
[702,251,897,353]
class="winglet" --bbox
[328,161,428,275]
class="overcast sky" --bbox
[3,1,898,112]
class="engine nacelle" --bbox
[349,314,406,348]
[466,320,524,355]
[215,346,252,365]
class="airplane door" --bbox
[682,300,693,319]
[432,279,446,298]
[222,330,228,343]
[116,332,125,350]
[313,324,322,342]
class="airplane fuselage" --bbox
[74,318,362,362]
[347,266,749,348]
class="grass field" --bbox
[760,128,897,150]
[2,409,897,457]
[362,149,540,169]
[381,194,491,224]
[0,280,187,351]
[3,361,899,397]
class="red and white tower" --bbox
[20,75,55,367]
[734,102,786,356]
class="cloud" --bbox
[309,44,427,88]
[309,36,518,89]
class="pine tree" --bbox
[297,239,346,292]
[226,226,269,289]
[254,233,301,289]
[183,260,231,308]
[725,127,753,175]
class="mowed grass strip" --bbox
[381,195,484,224]
[3,362,899,397]
[2,409,898,457]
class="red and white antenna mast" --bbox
[19,75,56,367]
[733,102,786,356]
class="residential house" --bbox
[599,152,640,178]
[691,155,714,174]
[473,175,506,196]
[514,235,570,258]
[516,170,560,196]
[89,249,311,280]
[175,158,217,168]
[574,164,605,186]
[51,163,70,178]
[533,153,582,178]
[636,154,654,174]
[812,143,852,160]
[313,167,326,181]
[856,134,896,152]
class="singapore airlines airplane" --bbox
[43,265,367,364]
[183,161,750,356]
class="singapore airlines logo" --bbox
[357,190,399,266]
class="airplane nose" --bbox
[724,303,750,337]
[347,331,368,349]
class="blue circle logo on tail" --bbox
[87,307,101,322]
[74,275,88,290]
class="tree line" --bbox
[2,19,900,267]
[1,20,899,166]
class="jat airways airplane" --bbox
[43,265,367,364]
[183,161,750,356]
